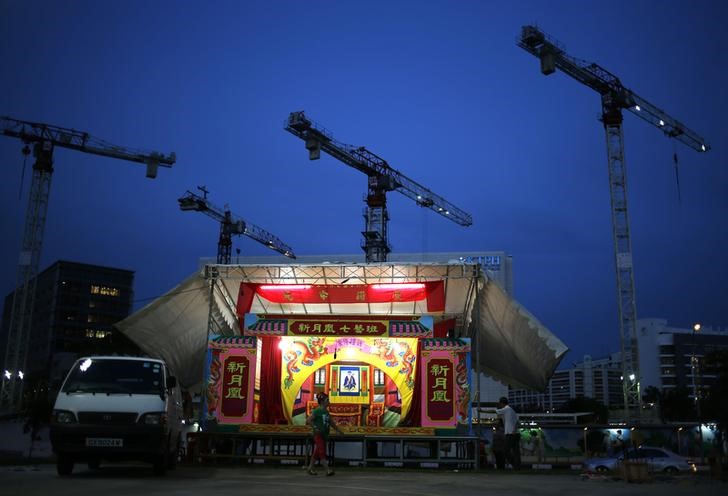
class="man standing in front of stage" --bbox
[306,392,344,476]
[495,396,521,470]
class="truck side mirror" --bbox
[167,376,177,389]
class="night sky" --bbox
[1,0,726,368]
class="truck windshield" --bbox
[61,358,165,395]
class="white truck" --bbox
[50,356,183,476]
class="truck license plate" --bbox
[86,438,123,447]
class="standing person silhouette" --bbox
[306,392,344,476]
[495,397,521,470]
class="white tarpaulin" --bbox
[471,277,568,390]
[115,260,566,391]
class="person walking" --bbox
[306,392,344,476]
[492,419,507,469]
[495,396,521,470]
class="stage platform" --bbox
[187,425,480,470]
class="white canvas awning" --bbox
[469,277,568,390]
[115,260,567,391]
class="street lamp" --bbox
[691,323,703,462]
[677,427,683,456]
[691,325,701,414]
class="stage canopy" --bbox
[115,259,567,392]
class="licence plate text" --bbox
[86,437,123,447]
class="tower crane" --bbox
[517,26,711,416]
[285,111,472,262]
[1,116,176,413]
[178,186,296,263]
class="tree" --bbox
[659,387,694,421]
[702,350,728,431]
[643,385,665,422]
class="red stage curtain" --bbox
[258,336,285,424]
[401,339,423,427]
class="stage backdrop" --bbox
[279,336,418,423]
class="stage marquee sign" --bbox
[244,314,433,338]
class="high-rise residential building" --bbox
[509,319,728,414]
[1,260,139,391]
[636,318,728,401]
[508,353,623,412]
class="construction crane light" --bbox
[445,210,450,215]
[659,120,665,126]
[635,105,641,111]
[3,370,10,380]
[701,144,706,152]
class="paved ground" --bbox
[0,464,724,496]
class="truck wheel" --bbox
[57,453,74,476]
[153,452,167,476]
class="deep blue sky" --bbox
[1,0,726,368]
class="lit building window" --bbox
[90,285,120,297]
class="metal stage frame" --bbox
[188,430,479,470]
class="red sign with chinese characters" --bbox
[220,355,250,420]
[237,281,445,315]
[424,357,455,424]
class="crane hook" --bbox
[673,146,681,206]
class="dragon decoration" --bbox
[205,355,221,419]
[283,337,327,388]
[373,338,416,390]
[455,352,470,424]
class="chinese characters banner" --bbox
[421,352,456,427]
[217,349,255,424]
[244,314,433,338]
[237,281,445,314]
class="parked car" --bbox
[584,446,696,474]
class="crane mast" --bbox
[518,26,710,417]
[285,111,472,262]
[0,117,175,413]
[178,187,296,262]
